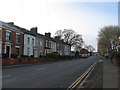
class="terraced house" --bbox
[54,36,65,55]
[0,21,71,58]
[23,30,37,57]
[29,27,45,57]
[0,21,24,58]
[0,22,2,57]
[44,33,52,55]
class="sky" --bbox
[0,0,118,51]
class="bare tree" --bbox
[85,45,95,52]
[55,30,63,38]
[55,29,84,50]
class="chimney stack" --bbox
[7,22,14,25]
[30,27,38,33]
[45,32,51,37]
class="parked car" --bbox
[81,54,88,58]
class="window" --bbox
[36,39,39,46]
[46,50,47,54]
[16,34,20,43]
[49,41,51,48]
[27,47,30,56]
[46,40,48,47]
[27,37,30,45]
[57,44,59,47]
[40,41,43,47]
[16,48,19,55]
[32,38,34,46]
[6,32,11,41]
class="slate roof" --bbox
[0,21,23,33]
[0,20,71,46]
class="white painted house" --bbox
[29,27,45,57]
[64,44,71,55]
[24,32,37,57]
[35,34,45,57]
[0,22,2,56]
[0,28,2,56]
[51,39,57,53]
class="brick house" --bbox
[54,36,65,55]
[11,26,45,58]
[0,21,71,58]
[44,33,52,55]
[50,38,57,53]
[0,21,24,58]
[79,48,90,58]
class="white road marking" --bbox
[0,75,12,78]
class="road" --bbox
[2,56,100,88]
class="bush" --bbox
[115,52,120,58]
[110,50,120,65]
[46,53,60,59]
[60,55,72,60]
[110,50,120,59]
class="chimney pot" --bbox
[45,32,51,37]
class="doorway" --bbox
[6,46,10,58]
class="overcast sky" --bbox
[0,0,118,51]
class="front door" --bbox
[6,46,10,58]
[33,49,37,58]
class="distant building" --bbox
[79,48,90,58]
[71,51,75,56]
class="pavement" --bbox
[79,58,119,89]
[103,59,119,88]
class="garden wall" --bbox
[2,58,49,66]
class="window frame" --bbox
[6,31,11,41]
[16,34,20,43]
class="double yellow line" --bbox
[67,62,97,90]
